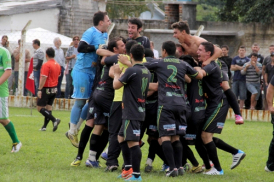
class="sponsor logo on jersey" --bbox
[149,125,157,131]
[163,124,176,131]
[133,130,140,136]
[217,122,224,128]
[89,107,94,114]
[184,134,196,140]
[179,125,187,131]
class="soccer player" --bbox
[0,46,22,152]
[127,18,150,49]
[113,44,151,181]
[172,20,243,124]
[36,48,61,132]
[144,41,203,177]
[66,11,110,146]
[195,42,245,175]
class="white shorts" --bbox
[0,97,9,119]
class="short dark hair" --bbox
[162,41,176,56]
[2,35,8,39]
[130,44,144,62]
[252,43,259,47]
[119,36,127,44]
[128,18,143,29]
[107,37,122,52]
[73,36,80,41]
[93,11,108,26]
[200,42,214,56]
[250,52,258,58]
[46,47,55,58]
[171,21,190,34]
[33,39,40,46]
[221,45,229,50]
[125,40,138,55]
[270,45,274,48]
[144,48,154,58]
[175,43,185,52]
[239,45,246,50]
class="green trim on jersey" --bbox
[0,47,12,97]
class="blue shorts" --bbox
[232,80,247,100]
[246,82,261,100]
[71,70,95,99]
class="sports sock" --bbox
[155,143,168,165]
[130,145,141,178]
[89,134,101,161]
[162,141,176,171]
[42,116,50,128]
[69,123,78,135]
[4,121,20,143]
[77,125,93,160]
[225,89,241,116]
[184,144,199,167]
[120,141,132,170]
[39,108,56,122]
[172,140,183,169]
[147,139,157,161]
[213,137,238,155]
[70,99,86,125]
[195,129,211,169]
[204,141,222,171]
[96,130,109,160]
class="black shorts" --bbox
[145,101,159,137]
[203,98,229,134]
[157,105,187,137]
[93,94,112,126]
[108,101,122,134]
[37,87,57,106]
[118,119,141,141]
[86,96,95,120]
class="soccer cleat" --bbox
[105,165,118,172]
[71,158,81,167]
[53,119,61,132]
[166,169,178,177]
[203,167,224,175]
[144,164,153,173]
[231,150,246,169]
[101,151,108,161]
[202,161,214,170]
[11,142,22,153]
[117,168,133,179]
[235,115,244,125]
[65,132,79,148]
[39,127,46,131]
[160,164,169,172]
[183,163,192,172]
[178,167,184,176]
[125,175,142,181]
[85,159,101,168]
[190,165,203,173]
[265,166,274,172]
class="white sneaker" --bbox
[203,167,224,175]
[231,150,246,169]
[11,142,22,153]
[265,166,274,172]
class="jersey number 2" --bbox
[167,65,177,83]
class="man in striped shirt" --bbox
[241,53,262,110]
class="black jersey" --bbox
[119,64,151,121]
[145,57,158,102]
[127,36,150,49]
[216,58,228,74]
[202,61,224,105]
[219,56,232,78]
[187,79,206,115]
[144,56,199,106]
[270,75,274,86]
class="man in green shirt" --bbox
[0,47,22,152]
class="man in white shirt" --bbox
[150,41,159,59]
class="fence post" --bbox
[18,20,32,96]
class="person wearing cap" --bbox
[264,52,274,110]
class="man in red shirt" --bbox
[37,47,61,131]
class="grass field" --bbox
[0,107,274,182]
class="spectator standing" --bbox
[12,39,31,96]
[231,46,250,109]
[53,37,65,98]
[65,36,79,99]
[220,45,232,80]
[264,53,274,110]
[32,39,44,96]
[150,41,159,58]
[241,53,262,110]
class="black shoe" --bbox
[105,165,118,172]
[166,169,178,177]
[178,167,184,176]
[53,119,61,132]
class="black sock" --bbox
[204,141,222,171]
[120,141,132,170]
[213,137,238,155]
[96,130,109,160]
[89,134,101,152]
[225,89,241,116]
[147,139,157,161]
[40,108,56,122]
[172,140,183,169]
[77,125,93,160]
[155,143,168,165]
[130,145,141,178]
[195,137,211,169]
[184,144,199,167]
[42,111,51,128]
[162,141,176,171]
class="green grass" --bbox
[0,107,274,182]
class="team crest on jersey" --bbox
[133,130,140,136]
[217,122,224,129]
[80,87,85,93]
[179,125,187,131]
[163,124,175,131]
